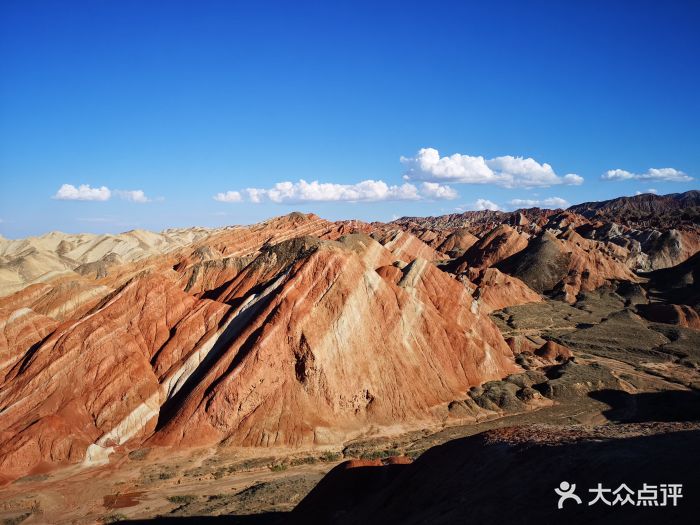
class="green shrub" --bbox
[320,451,341,462]
[167,495,196,505]
[101,514,128,524]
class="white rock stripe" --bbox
[83,268,290,467]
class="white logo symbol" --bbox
[555,481,582,509]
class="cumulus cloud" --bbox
[53,184,111,201]
[248,179,421,203]
[115,189,151,203]
[213,190,243,202]
[474,198,501,211]
[563,174,584,185]
[635,188,659,195]
[541,197,570,207]
[53,184,153,202]
[215,179,458,204]
[400,148,584,189]
[419,182,458,200]
[509,196,570,209]
[602,168,692,182]
[509,199,539,207]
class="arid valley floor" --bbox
[1,191,699,524]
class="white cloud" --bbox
[602,168,692,182]
[509,196,570,209]
[563,174,584,185]
[53,184,111,201]
[115,189,151,203]
[474,198,501,211]
[219,179,458,204]
[541,197,570,207]
[603,169,634,180]
[509,199,539,207]
[400,148,584,189]
[213,190,243,202]
[248,179,421,203]
[53,184,153,202]
[635,188,659,195]
[245,188,266,204]
[420,182,458,200]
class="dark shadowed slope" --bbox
[292,421,700,525]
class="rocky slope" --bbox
[471,268,544,313]
[0,192,698,489]
[449,224,529,272]
[388,192,700,303]
[0,227,213,297]
[390,190,700,273]
[0,214,517,482]
[569,189,700,229]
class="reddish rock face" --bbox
[152,237,517,449]
[452,224,530,273]
[497,230,639,303]
[340,455,412,470]
[383,455,413,465]
[505,336,539,356]
[637,303,700,330]
[0,306,58,380]
[0,274,230,480]
[2,197,697,483]
[473,268,543,313]
[375,264,404,285]
[437,228,479,255]
[342,458,386,469]
[370,229,447,263]
[0,217,517,481]
[534,341,573,362]
[559,230,640,302]
[385,192,700,274]
[645,229,700,271]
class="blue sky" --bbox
[1,0,698,238]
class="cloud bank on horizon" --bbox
[205,148,691,212]
[215,179,457,204]
[50,149,693,216]
[210,148,587,208]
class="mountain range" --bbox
[0,190,698,523]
